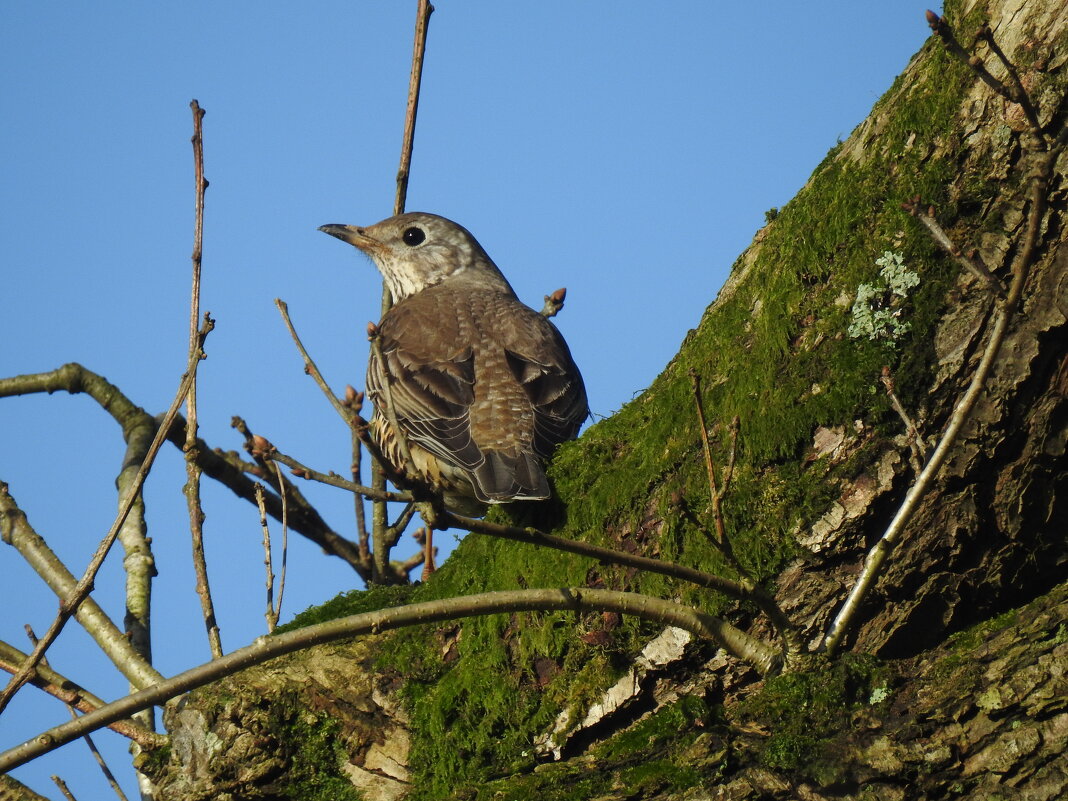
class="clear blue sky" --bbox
[1,3,938,796]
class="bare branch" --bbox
[275,298,352,423]
[823,62,1064,653]
[901,197,1007,296]
[0,639,165,748]
[880,366,926,474]
[51,775,77,801]
[65,705,131,801]
[0,317,212,715]
[0,587,779,772]
[0,483,162,691]
[393,0,434,222]
[925,10,1044,138]
[186,99,223,660]
[267,446,413,504]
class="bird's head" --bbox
[319,212,514,301]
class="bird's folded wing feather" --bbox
[369,286,588,481]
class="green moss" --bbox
[133,742,171,778]
[274,708,363,801]
[738,654,888,785]
[275,583,417,634]
[443,695,724,801]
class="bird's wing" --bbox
[495,308,589,461]
[369,286,588,501]
[368,292,483,474]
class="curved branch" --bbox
[0,587,777,772]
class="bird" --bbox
[320,212,588,516]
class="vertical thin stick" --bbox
[66,705,130,801]
[271,461,289,627]
[21,626,130,800]
[370,0,434,582]
[185,99,223,658]
[393,0,435,223]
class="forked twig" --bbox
[880,366,926,474]
[925,10,1044,138]
[901,197,1006,296]
[0,640,163,747]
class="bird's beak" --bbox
[318,224,381,253]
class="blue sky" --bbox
[1,3,938,796]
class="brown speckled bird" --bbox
[320,212,588,514]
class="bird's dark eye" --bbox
[402,226,426,247]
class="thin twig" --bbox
[0,318,212,715]
[393,0,435,222]
[925,11,1044,139]
[25,623,137,789]
[0,588,779,772]
[256,485,277,633]
[271,461,289,627]
[369,0,435,582]
[0,640,166,747]
[66,706,130,801]
[0,364,368,573]
[0,484,163,692]
[275,298,352,423]
[688,370,746,575]
[880,366,926,474]
[186,99,223,660]
[268,448,413,504]
[345,386,371,560]
[975,25,1045,137]
[901,197,1007,296]
[51,776,78,801]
